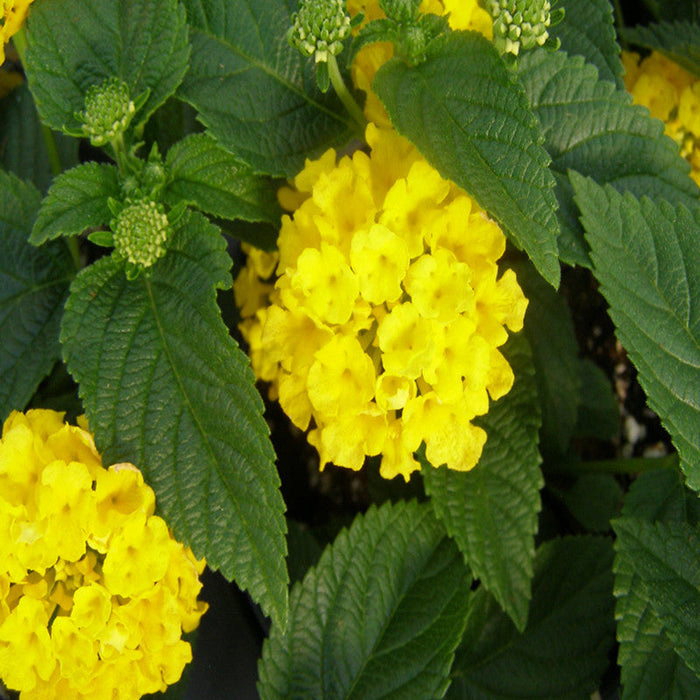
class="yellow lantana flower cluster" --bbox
[0,409,208,699]
[235,124,528,480]
[0,0,34,65]
[348,0,493,125]
[623,50,700,185]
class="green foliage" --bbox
[24,0,190,136]
[553,474,624,533]
[178,0,356,178]
[0,171,74,420]
[163,134,282,224]
[515,261,581,460]
[574,358,620,441]
[30,163,121,244]
[573,177,700,492]
[60,210,288,628]
[447,536,615,700]
[374,31,561,287]
[625,21,700,78]
[552,0,624,88]
[423,332,542,632]
[0,83,78,193]
[518,49,700,267]
[258,500,472,699]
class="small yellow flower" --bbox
[0,0,34,66]
[0,409,208,699]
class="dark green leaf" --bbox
[285,519,322,584]
[178,0,356,178]
[374,31,561,287]
[60,210,288,628]
[515,261,581,459]
[24,0,190,134]
[625,21,700,79]
[635,0,698,23]
[554,474,623,533]
[423,332,542,632]
[448,536,615,700]
[574,358,620,441]
[30,162,121,245]
[572,177,700,491]
[0,170,74,420]
[552,0,624,88]
[518,49,699,267]
[0,83,78,193]
[258,500,472,700]
[163,134,282,224]
[614,518,700,677]
[614,470,700,698]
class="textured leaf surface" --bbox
[60,211,288,627]
[518,49,699,266]
[423,333,542,632]
[0,83,78,193]
[553,0,624,87]
[0,171,74,419]
[374,32,560,287]
[178,0,355,178]
[258,500,472,700]
[554,474,623,533]
[625,21,700,79]
[163,134,281,224]
[572,177,700,491]
[574,359,620,441]
[24,0,189,133]
[614,518,700,677]
[515,262,580,459]
[30,163,120,245]
[614,470,700,699]
[448,537,615,700]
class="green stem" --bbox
[547,453,679,476]
[327,53,367,131]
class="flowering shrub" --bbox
[2,0,700,698]
[0,409,207,699]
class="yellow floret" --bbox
[234,123,528,479]
[0,409,208,699]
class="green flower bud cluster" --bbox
[289,0,352,63]
[112,199,170,275]
[486,0,563,57]
[75,77,136,147]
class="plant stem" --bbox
[547,453,679,476]
[327,54,367,131]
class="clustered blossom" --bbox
[76,77,136,147]
[348,0,493,125]
[0,0,34,65]
[235,124,528,480]
[485,0,560,57]
[0,409,208,699]
[112,198,171,271]
[623,50,700,186]
[289,0,352,63]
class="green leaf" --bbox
[614,470,700,699]
[374,31,561,287]
[163,134,282,224]
[60,210,288,628]
[178,0,355,178]
[614,518,700,677]
[552,0,624,88]
[636,0,698,23]
[24,0,190,134]
[0,170,74,420]
[285,519,323,585]
[518,49,700,267]
[0,83,79,193]
[30,163,121,245]
[625,21,700,79]
[572,177,700,492]
[553,474,623,533]
[423,332,542,632]
[574,358,620,441]
[515,261,581,460]
[258,500,472,700]
[448,536,615,700]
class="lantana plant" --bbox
[1,0,700,697]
